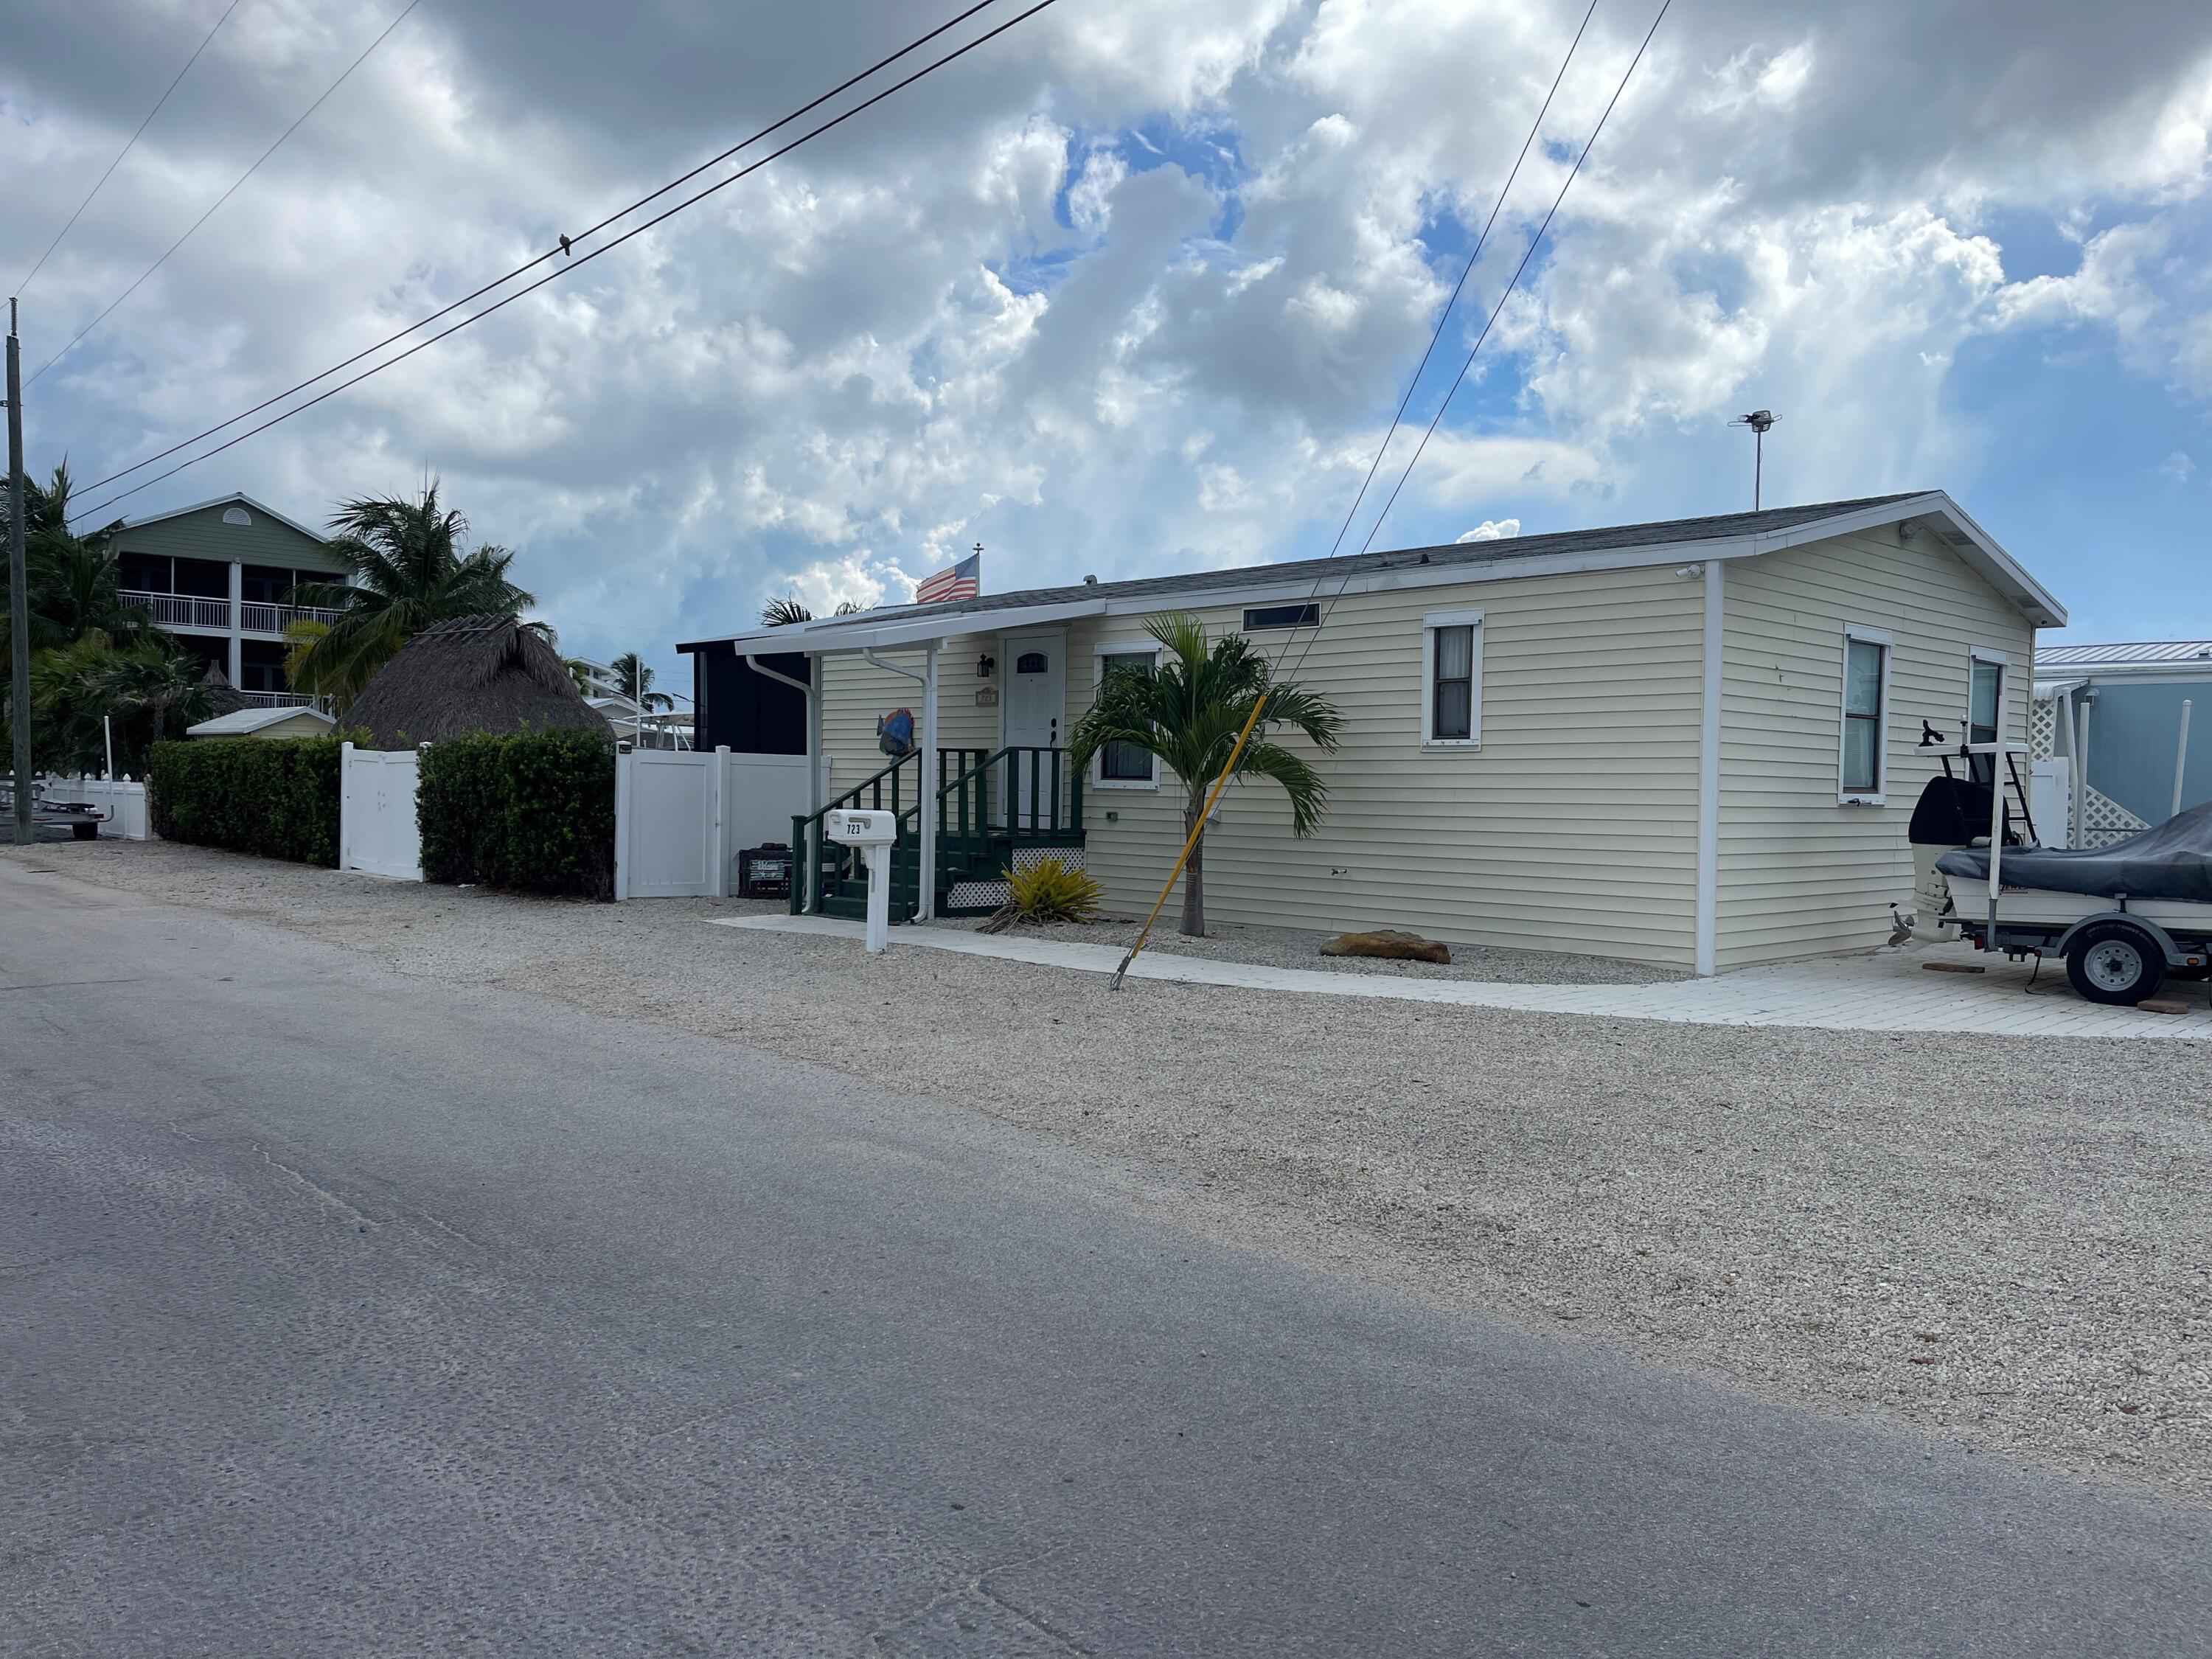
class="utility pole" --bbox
[7,297,32,846]
[1730,408,1777,511]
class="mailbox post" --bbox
[823,808,898,953]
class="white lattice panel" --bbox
[2031,692,2145,846]
[2079,787,2149,849]
[947,846,1088,912]
[2031,696,2059,758]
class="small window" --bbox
[1967,652,2005,783]
[1840,630,1890,799]
[221,506,254,526]
[1433,628,1474,739]
[1096,650,1158,785]
[1243,602,1319,630]
[1422,608,1484,747]
[1015,650,1048,675]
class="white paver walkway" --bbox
[712,914,2212,1040]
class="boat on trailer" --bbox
[1909,728,2212,1005]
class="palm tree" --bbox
[3,464,164,766]
[1,463,153,666]
[1067,612,1341,936]
[760,594,862,627]
[610,650,673,712]
[285,482,536,706]
[30,633,230,774]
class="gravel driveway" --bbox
[10,839,2210,1507]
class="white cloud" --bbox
[9,0,2212,677]
[2160,450,2197,483]
[1456,518,1521,541]
[772,550,917,617]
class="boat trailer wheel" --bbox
[2064,922,2166,1007]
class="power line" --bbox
[77,0,1007,499]
[1278,0,1671,689]
[1309,0,1596,570]
[28,0,425,388]
[15,0,250,297]
[1108,1,1627,985]
[71,0,1060,526]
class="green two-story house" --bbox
[95,493,349,703]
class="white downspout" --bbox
[1694,560,1724,977]
[919,644,939,924]
[2076,693,2094,849]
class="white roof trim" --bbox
[684,491,2063,650]
[1756,491,2066,628]
[187,704,337,737]
[109,492,329,546]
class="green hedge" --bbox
[147,736,345,866]
[417,729,615,899]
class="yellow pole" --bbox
[1111,692,1267,989]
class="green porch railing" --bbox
[792,745,1086,920]
[935,745,1082,841]
[789,751,921,917]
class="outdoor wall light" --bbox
[976,655,995,678]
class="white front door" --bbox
[1000,630,1065,830]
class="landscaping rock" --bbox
[1319,928,1451,964]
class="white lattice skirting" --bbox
[2031,694,2149,848]
[947,845,1087,911]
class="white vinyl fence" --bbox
[46,775,155,839]
[613,746,812,900]
[339,743,423,881]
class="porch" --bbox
[790,743,1085,920]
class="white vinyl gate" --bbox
[339,743,422,880]
[613,747,812,900]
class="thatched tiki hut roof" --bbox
[344,615,608,750]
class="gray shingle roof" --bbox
[684,493,1926,649]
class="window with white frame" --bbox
[1422,609,1484,747]
[1093,646,1158,785]
[1966,648,2006,784]
[1839,625,1893,802]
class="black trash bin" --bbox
[737,842,792,900]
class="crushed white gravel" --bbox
[10,838,2210,1507]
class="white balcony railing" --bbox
[240,691,316,708]
[120,590,229,630]
[240,601,347,634]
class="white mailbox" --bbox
[822,808,898,952]
[823,808,897,846]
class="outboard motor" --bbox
[1907,774,1998,936]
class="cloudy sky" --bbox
[7,0,2211,689]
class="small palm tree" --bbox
[611,650,674,712]
[286,482,535,706]
[1068,612,1341,936]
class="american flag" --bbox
[914,549,981,605]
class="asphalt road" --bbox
[4,859,2208,1658]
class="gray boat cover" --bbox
[1937,801,2212,904]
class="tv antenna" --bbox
[1730,408,1777,509]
